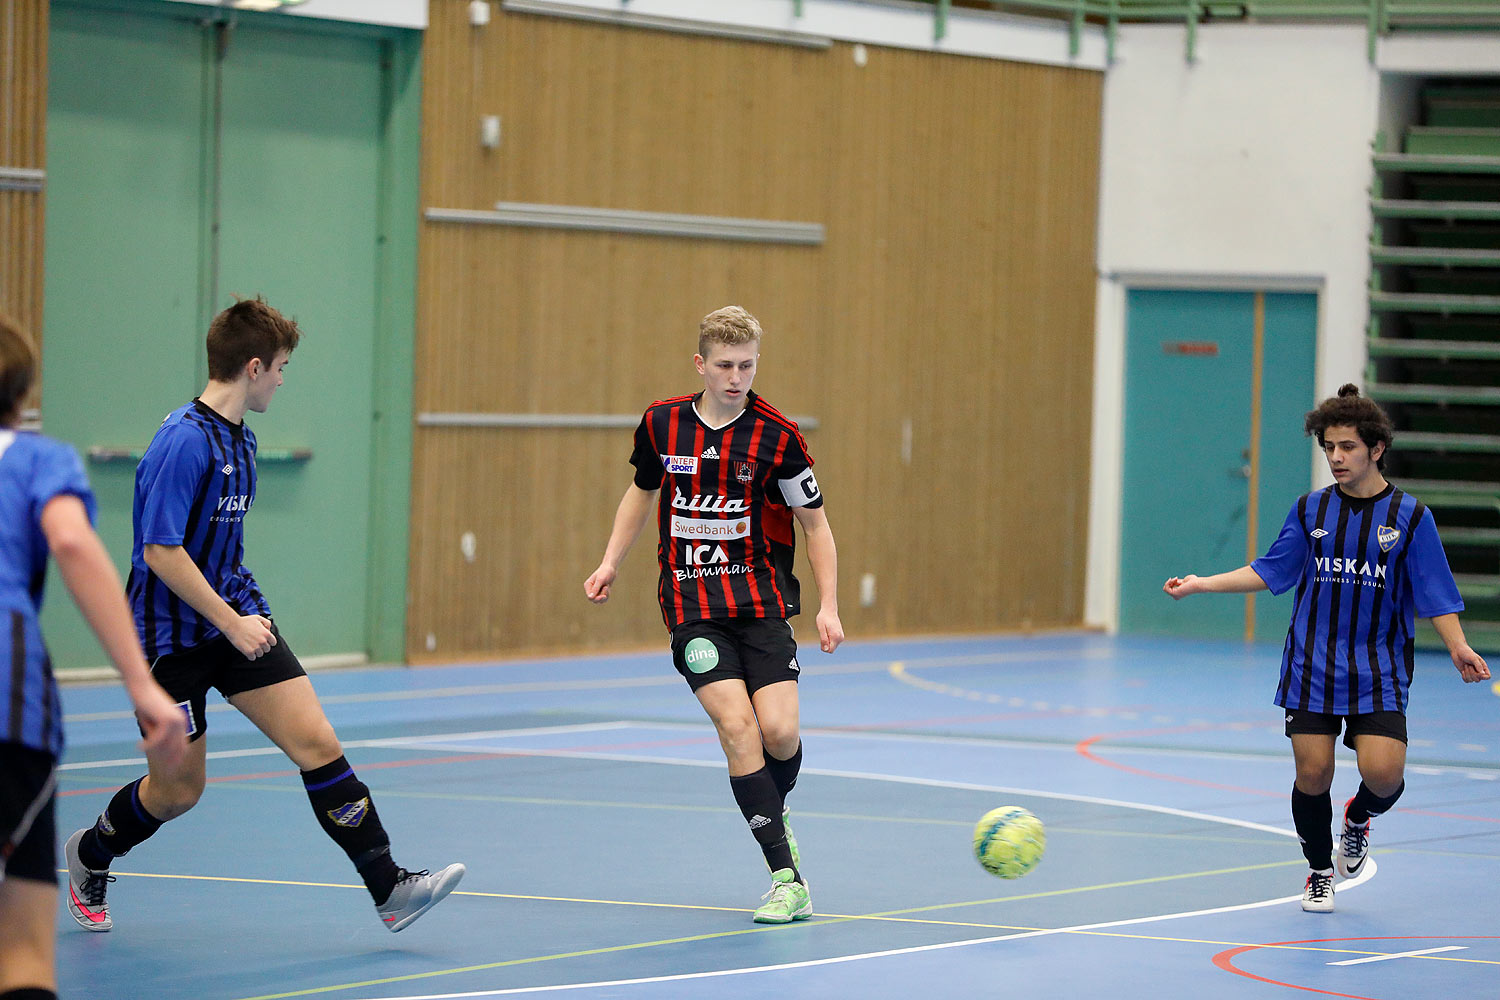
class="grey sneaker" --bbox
[1301,869,1334,913]
[376,863,465,932]
[64,829,115,932]
[782,806,800,868]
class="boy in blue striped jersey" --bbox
[1165,384,1489,913]
[64,298,463,935]
[0,314,185,1000]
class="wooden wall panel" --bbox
[411,3,1102,660]
[0,0,48,363]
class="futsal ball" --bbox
[972,805,1046,879]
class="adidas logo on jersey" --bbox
[747,814,771,829]
[701,446,720,459]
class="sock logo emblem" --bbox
[328,797,371,828]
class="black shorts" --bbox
[670,617,801,694]
[1284,709,1408,750]
[1,742,58,884]
[149,622,305,742]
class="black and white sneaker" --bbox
[1336,798,1370,878]
[1301,869,1335,912]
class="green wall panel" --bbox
[1119,289,1317,643]
[41,2,417,669]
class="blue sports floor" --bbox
[52,633,1500,999]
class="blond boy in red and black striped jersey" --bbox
[585,306,843,923]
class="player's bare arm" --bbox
[585,484,660,604]
[42,497,186,765]
[792,505,843,653]
[143,543,275,658]
[1163,565,1270,600]
[1429,612,1492,683]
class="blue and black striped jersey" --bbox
[0,429,96,756]
[1252,484,1464,715]
[127,400,271,658]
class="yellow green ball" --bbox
[973,805,1046,879]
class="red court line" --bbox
[1212,935,1500,999]
[1076,727,1500,823]
[57,751,522,797]
[1075,724,1284,798]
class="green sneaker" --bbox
[783,806,800,868]
[753,868,812,924]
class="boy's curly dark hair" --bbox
[1304,383,1394,471]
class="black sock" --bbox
[301,756,400,904]
[80,777,164,869]
[765,742,802,804]
[1346,780,1404,826]
[729,766,798,881]
[1,989,59,1000]
[1291,785,1334,870]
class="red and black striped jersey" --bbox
[630,390,823,629]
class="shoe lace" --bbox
[1340,822,1369,858]
[396,868,430,885]
[1306,872,1332,898]
[81,870,115,907]
[761,880,796,906]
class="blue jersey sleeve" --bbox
[1408,508,1465,618]
[138,426,212,547]
[1251,502,1310,596]
[30,438,97,527]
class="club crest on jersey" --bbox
[327,797,371,828]
[662,455,699,474]
[1377,526,1401,552]
[736,462,755,483]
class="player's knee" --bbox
[1360,769,1404,797]
[286,726,342,772]
[758,720,799,758]
[715,714,761,753]
[151,778,204,819]
[1295,764,1334,793]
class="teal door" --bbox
[41,5,392,668]
[1118,289,1318,641]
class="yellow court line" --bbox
[192,861,1495,1000]
[205,782,1290,848]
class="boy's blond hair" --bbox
[698,306,762,358]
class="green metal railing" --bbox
[796,0,1500,63]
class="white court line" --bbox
[349,859,1380,1000]
[56,721,637,771]
[61,647,1114,723]
[1330,945,1465,966]
[61,721,1300,838]
[59,719,1377,999]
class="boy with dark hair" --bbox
[585,306,844,923]
[0,313,185,1000]
[64,297,463,934]
[1164,383,1490,912]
